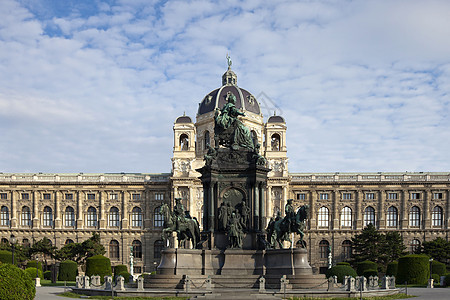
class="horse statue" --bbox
[267,204,309,249]
[159,203,200,248]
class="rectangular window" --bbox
[87,193,96,200]
[365,193,375,200]
[410,193,421,200]
[155,193,164,201]
[43,193,51,200]
[132,193,141,201]
[133,266,142,274]
[433,193,443,200]
[65,193,73,200]
[110,193,118,200]
[388,193,398,200]
[0,193,7,200]
[21,193,29,200]
[296,193,306,200]
[342,193,352,200]
[319,193,329,200]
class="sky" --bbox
[0,0,449,174]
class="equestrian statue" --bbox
[160,198,200,248]
[266,199,309,249]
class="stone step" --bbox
[191,293,282,300]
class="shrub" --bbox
[386,261,398,277]
[396,254,429,285]
[24,267,43,280]
[43,270,51,280]
[117,271,132,282]
[363,269,378,278]
[326,265,357,283]
[431,274,440,286]
[0,250,13,264]
[356,260,377,276]
[445,273,450,287]
[58,260,78,281]
[114,264,128,276]
[26,261,43,273]
[431,260,446,276]
[85,255,112,283]
[336,262,350,266]
[0,263,36,300]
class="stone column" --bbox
[355,190,362,230]
[99,191,106,229]
[11,191,18,228]
[424,190,431,229]
[282,185,288,216]
[260,184,266,230]
[447,190,450,228]
[54,191,61,229]
[267,185,273,218]
[122,191,129,229]
[77,191,84,229]
[253,183,259,231]
[208,183,215,231]
[32,191,39,228]
[189,186,194,217]
[401,190,408,229]
[309,191,316,229]
[378,190,386,229]
[332,190,339,229]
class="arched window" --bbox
[154,240,164,259]
[410,239,420,253]
[132,240,142,259]
[65,206,75,227]
[342,240,352,260]
[132,207,142,227]
[87,207,97,227]
[65,239,74,245]
[43,206,53,227]
[432,206,443,227]
[318,207,329,227]
[271,133,280,151]
[409,206,420,227]
[179,134,189,151]
[109,240,119,259]
[21,206,31,226]
[387,206,398,227]
[1,238,8,244]
[251,130,258,148]
[363,206,375,227]
[340,206,352,227]
[0,206,9,226]
[109,207,120,227]
[204,131,210,150]
[154,207,164,227]
[319,240,329,259]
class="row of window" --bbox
[0,206,163,228]
[297,192,445,201]
[317,205,444,228]
[0,192,165,201]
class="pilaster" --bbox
[355,190,362,230]
[378,190,386,229]
[332,190,339,229]
[309,191,316,229]
[77,191,84,229]
[424,190,431,229]
[99,191,106,229]
[54,191,61,229]
[11,191,17,228]
[32,191,40,228]
[122,191,129,229]
[400,190,408,229]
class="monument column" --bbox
[282,185,288,216]
[253,183,260,231]
[267,185,273,219]
[259,184,266,230]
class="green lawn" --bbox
[58,292,187,299]
[288,294,413,300]
[40,279,76,286]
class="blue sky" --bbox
[0,0,449,173]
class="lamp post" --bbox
[428,258,434,288]
[10,234,16,265]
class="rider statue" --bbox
[174,197,186,230]
[284,199,295,229]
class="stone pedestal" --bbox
[220,249,263,275]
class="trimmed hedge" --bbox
[326,265,357,284]
[86,255,112,283]
[357,260,377,276]
[386,261,398,277]
[118,271,132,282]
[336,262,350,266]
[431,260,446,276]
[114,264,128,276]
[445,273,450,287]
[0,250,13,264]
[363,269,378,279]
[26,261,43,273]
[58,260,78,281]
[431,274,440,286]
[24,267,43,280]
[397,254,429,285]
[0,263,36,300]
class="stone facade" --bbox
[0,67,448,273]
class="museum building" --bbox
[0,66,448,274]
